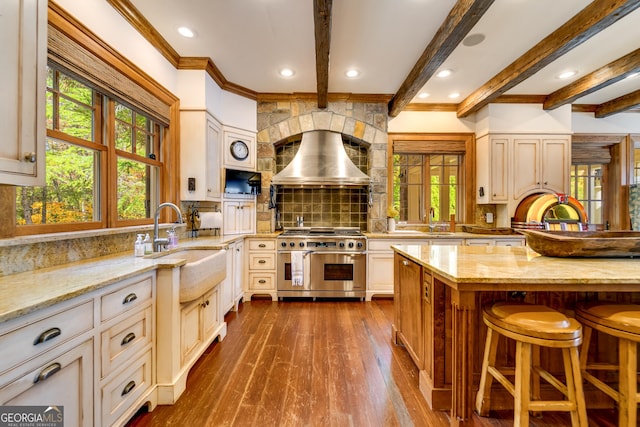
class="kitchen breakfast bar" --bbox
[391,244,640,426]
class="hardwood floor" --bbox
[127,298,618,426]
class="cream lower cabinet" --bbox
[0,333,93,427]
[98,273,156,426]
[156,264,226,405]
[180,287,219,365]
[367,239,430,301]
[0,271,157,427]
[245,237,277,301]
[222,239,245,314]
[465,237,525,246]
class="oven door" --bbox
[277,251,311,291]
[308,252,366,293]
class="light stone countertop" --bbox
[0,234,246,324]
[392,244,640,287]
[365,231,523,239]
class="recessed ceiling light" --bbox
[418,92,430,99]
[345,69,360,78]
[462,33,485,47]
[178,27,195,38]
[279,68,295,77]
[437,69,453,78]
[448,92,460,99]
[557,70,577,79]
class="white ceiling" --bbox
[128,0,640,107]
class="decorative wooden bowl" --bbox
[517,229,640,258]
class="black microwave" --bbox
[224,168,261,195]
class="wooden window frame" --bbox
[388,133,476,225]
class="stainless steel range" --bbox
[277,227,367,299]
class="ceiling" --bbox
[111,0,640,118]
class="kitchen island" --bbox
[392,244,640,427]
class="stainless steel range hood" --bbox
[271,130,371,187]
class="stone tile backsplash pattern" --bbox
[256,100,389,233]
[275,139,369,229]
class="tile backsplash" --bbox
[274,138,369,230]
[277,188,368,229]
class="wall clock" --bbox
[230,140,249,161]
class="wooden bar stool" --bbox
[475,302,588,426]
[575,302,640,427]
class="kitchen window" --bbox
[16,66,164,233]
[570,163,603,226]
[393,153,461,224]
[388,133,475,226]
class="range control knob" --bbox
[357,242,363,248]
[281,242,287,247]
[289,242,295,247]
[348,242,354,248]
[339,242,345,248]
[299,242,305,247]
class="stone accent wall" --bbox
[256,101,389,233]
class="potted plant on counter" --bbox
[387,206,399,232]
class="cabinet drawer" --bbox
[248,272,276,290]
[101,274,153,322]
[101,350,152,427]
[369,239,424,251]
[0,301,93,375]
[248,253,275,270]
[0,339,94,427]
[101,306,153,378]
[248,239,275,251]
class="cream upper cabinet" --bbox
[512,135,570,200]
[223,126,256,171]
[0,0,47,186]
[180,111,222,201]
[476,135,508,204]
[223,199,256,235]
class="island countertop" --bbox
[391,243,640,426]
[392,244,640,289]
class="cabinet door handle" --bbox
[121,380,136,396]
[34,327,62,345]
[258,259,266,264]
[258,279,266,284]
[402,260,409,266]
[258,244,266,248]
[424,285,429,299]
[121,332,136,346]
[34,362,61,383]
[24,152,37,163]
[123,293,138,305]
[544,181,548,185]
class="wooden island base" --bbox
[392,245,640,425]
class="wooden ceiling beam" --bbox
[544,48,640,110]
[314,0,333,109]
[595,89,640,118]
[456,0,640,118]
[388,0,494,117]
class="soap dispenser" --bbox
[134,234,144,257]
[143,233,152,255]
